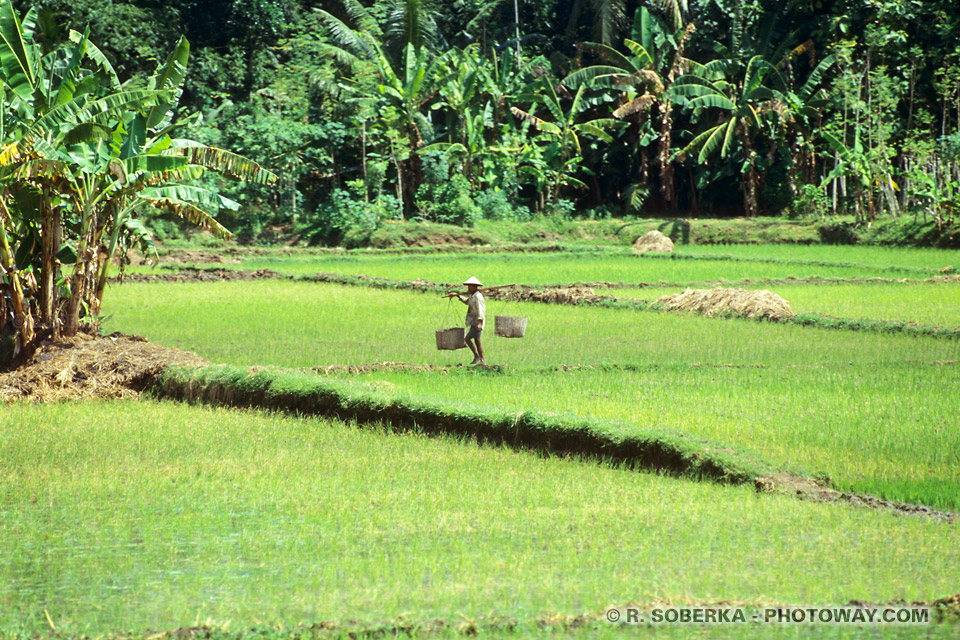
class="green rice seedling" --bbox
[102,282,960,368]
[328,363,960,509]
[210,251,926,284]
[1,400,957,638]
[678,244,959,272]
[100,281,960,507]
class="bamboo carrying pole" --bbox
[442,284,516,298]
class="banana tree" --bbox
[511,75,619,207]
[2,2,277,350]
[319,6,451,215]
[564,8,695,209]
[822,128,896,223]
[0,1,42,350]
[671,55,786,217]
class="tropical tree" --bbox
[564,7,695,209]
[671,55,788,216]
[1,2,276,355]
[319,4,454,214]
[511,75,619,207]
[565,0,689,45]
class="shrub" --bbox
[787,183,830,219]
[415,170,481,226]
[475,189,533,222]
[544,198,576,218]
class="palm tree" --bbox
[318,5,453,215]
[566,0,689,45]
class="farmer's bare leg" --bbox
[466,338,480,362]
[475,337,485,364]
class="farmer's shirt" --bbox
[463,291,485,327]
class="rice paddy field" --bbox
[4,242,960,638]
[195,249,942,283]
[2,401,958,638]
[615,282,960,327]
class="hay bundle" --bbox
[0,332,207,401]
[633,230,674,253]
[656,287,796,321]
[497,286,608,305]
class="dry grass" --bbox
[496,286,611,305]
[0,332,206,401]
[633,230,675,253]
[657,287,796,321]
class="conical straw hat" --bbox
[463,276,483,286]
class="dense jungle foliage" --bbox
[4,0,960,246]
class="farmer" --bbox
[457,276,486,366]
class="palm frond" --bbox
[510,106,560,134]
[0,0,37,99]
[27,90,173,145]
[622,39,654,69]
[315,9,378,62]
[141,185,239,212]
[340,0,382,37]
[797,54,836,102]
[145,36,189,131]
[577,41,637,72]
[143,197,232,239]
[563,65,631,89]
[720,118,738,158]
[623,181,649,212]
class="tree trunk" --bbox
[742,168,759,217]
[63,195,96,337]
[392,155,405,219]
[0,199,34,355]
[658,103,676,209]
[39,202,55,328]
[741,132,758,217]
[688,164,698,213]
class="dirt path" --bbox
[120,268,288,283]
[756,473,958,523]
[118,265,960,291]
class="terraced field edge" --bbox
[149,365,769,484]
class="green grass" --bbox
[102,281,960,368]
[674,244,958,271]
[320,364,960,509]
[2,400,958,638]
[615,282,960,328]
[100,281,960,508]
[216,251,929,283]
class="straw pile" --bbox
[633,230,675,253]
[496,286,609,305]
[121,268,284,283]
[656,287,796,321]
[0,332,206,401]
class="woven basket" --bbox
[494,315,527,338]
[435,327,466,350]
